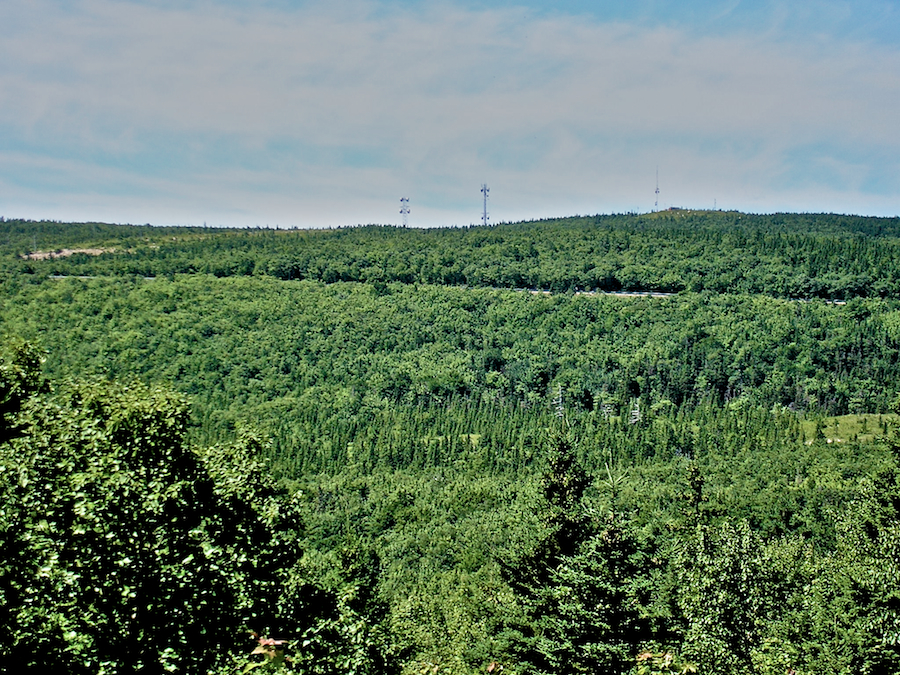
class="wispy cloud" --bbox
[1,0,897,226]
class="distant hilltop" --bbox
[3,211,899,301]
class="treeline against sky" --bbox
[5,211,900,299]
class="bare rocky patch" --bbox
[21,247,115,260]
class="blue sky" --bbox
[1,0,898,227]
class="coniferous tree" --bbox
[503,431,653,675]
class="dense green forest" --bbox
[2,213,900,674]
[4,211,900,298]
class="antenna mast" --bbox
[481,183,489,226]
[655,167,659,212]
[400,197,409,227]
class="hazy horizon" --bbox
[2,0,898,228]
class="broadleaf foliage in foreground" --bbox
[0,345,394,674]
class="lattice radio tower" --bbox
[654,167,659,212]
[400,197,409,227]
[481,183,489,226]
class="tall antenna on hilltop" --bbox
[655,167,659,212]
[481,183,490,226]
[400,197,410,227]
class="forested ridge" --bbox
[2,212,900,674]
[5,211,900,298]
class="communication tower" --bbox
[400,197,410,227]
[481,184,489,226]
[655,167,659,212]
